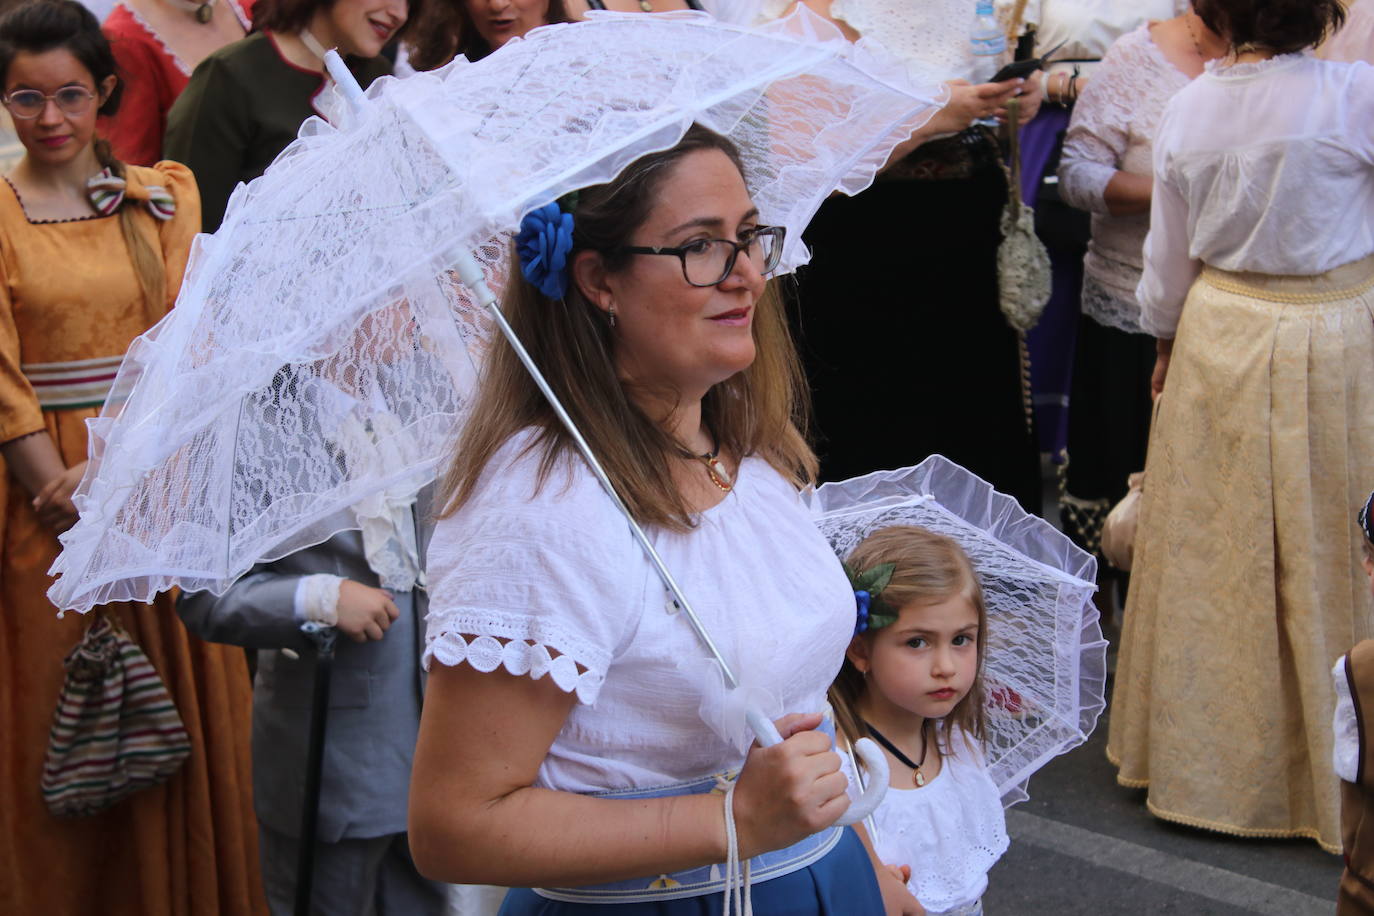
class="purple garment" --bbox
[1018,107,1083,458]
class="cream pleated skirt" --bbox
[1107,254,1374,853]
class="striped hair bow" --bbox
[86,168,176,221]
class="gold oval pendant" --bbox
[914,769,926,788]
[195,3,213,22]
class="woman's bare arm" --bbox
[1103,171,1153,217]
[408,662,851,886]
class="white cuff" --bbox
[1334,655,1360,784]
[294,574,345,627]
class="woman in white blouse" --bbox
[1108,0,1373,854]
[407,127,920,913]
[1055,6,1224,583]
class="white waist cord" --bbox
[722,780,753,916]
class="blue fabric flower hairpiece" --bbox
[843,561,898,636]
[517,199,576,300]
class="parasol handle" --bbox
[835,737,889,827]
[323,50,367,111]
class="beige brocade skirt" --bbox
[1107,254,1374,853]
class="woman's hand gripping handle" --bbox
[743,708,889,831]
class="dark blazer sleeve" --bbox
[164,51,253,234]
[177,569,314,651]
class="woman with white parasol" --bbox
[409,125,919,913]
[45,10,959,911]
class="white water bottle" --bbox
[969,0,1006,84]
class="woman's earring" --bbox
[608,305,617,328]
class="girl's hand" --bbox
[731,712,850,858]
[878,863,924,915]
[33,460,87,533]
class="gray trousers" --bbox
[260,825,448,916]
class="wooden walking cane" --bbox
[295,621,337,916]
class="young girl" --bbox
[832,524,1009,916]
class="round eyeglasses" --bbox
[616,225,786,287]
[3,87,97,120]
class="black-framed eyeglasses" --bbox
[3,87,97,120]
[616,225,786,287]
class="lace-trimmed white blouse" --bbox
[850,733,1008,914]
[423,430,856,792]
[1136,54,1374,338]
[1059,24,1191,335]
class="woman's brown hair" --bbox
[406,0,570,71]
[829,525,989,766]
[1193,0,1346,55]
[439,124,816,529]
[0,0,164,323]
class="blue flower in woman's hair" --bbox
[517,202,575,300]
[854,590,871,635]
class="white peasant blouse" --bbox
[423,430,857,792]
[847,733,1008,915]
[1137,54,1374,338]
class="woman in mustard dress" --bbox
[0,2,263,913]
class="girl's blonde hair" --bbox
[438,126,817,528]
[830,525,989,763]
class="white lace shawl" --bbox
[1059,25,1191,335]
[423,430,857,792]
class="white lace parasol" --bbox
[809,455,1107,806]
[48,8,946,613]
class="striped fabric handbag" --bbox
[40,614,191,816]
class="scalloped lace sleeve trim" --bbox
[423,627,607,706]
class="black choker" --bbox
[674,427,732,492]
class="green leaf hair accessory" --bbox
[843,561,899,635]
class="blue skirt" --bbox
[497,827,883,915]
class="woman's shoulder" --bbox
[441,429,636,536]
[128,160,200,218]
[191,30,274,80]
[1096,22,1170,78]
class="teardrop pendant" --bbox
[639,0,653,9]
[913,768,926,788]
[701,455,733,492]
[195,2,213,22]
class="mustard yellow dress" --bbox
[0,162,265,915]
